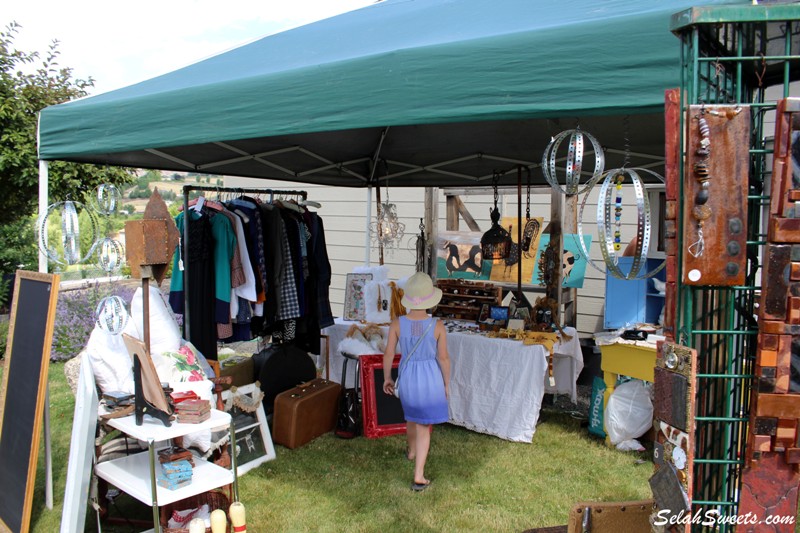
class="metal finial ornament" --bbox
[97,237,126,273]
[577,167,665,280]
[92,183,122,215]
[37,199,100,267]
[542,128,605,196]
[95,295,129,335]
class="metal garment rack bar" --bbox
[180,185,308,355]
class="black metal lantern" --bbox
[481,177,512,260]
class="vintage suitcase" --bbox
[273,378,342,449]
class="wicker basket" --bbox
[160,490,230,533]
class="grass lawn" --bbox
[18,362,653,532]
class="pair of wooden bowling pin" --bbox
[188,501,246,533]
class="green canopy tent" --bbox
[37,0,752,189]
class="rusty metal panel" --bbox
[654,367,688,432]
[682,105,750,286]
[124,189,180,284]
[650,342,696,532]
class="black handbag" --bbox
[335,388,361,439]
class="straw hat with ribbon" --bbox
[400,272,442,310]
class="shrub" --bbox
[0,320,8,359]
[50,281,136,361]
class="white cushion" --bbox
[84,316,138,394]
[129,285,182,359]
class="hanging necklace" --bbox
[613,172,624,254]
[688,109,711,258]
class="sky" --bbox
[3,0,376,96]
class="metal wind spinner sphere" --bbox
[542,128,605,196]
[97,237,126,273]
[37,200,100,267]
[92,183,122,215]
[95,295,129,335]
[577,167,665,280]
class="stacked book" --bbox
[175,398,211,424]
[158,446,195,467]
[157,458,193,490]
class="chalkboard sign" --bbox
[0,271,60,533]
[359,354,406,438]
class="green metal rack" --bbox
[671,5,800,531]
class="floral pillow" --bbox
[163,343,206,382]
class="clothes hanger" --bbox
[181,195,224,212]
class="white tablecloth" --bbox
[321,318,583,443]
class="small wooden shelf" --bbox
[434,279,502,322]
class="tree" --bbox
[0,22,133,277]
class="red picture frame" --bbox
[359,354,407,438]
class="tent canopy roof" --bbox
[38,0,750,187]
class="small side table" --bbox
[599,342,657,445]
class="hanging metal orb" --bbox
[576,167,665,280]
[92,183,122,215]
[542,128,605,196]
[37,200,100,267]
[97,237,126,273]
[95,295,129,335]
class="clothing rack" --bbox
[180,185,309,354]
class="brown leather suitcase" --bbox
[272,378,342,449]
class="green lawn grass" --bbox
[19,362,653,532]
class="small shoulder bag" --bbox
[394,318,436,398]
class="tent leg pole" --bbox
[39,159,54,510]
[39,160,49,274]
[365,186,372,266]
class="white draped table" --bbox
[321,318,583,442]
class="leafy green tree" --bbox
[0,22,133,277]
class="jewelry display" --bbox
[687,110,712,258]
[682,104,749,286]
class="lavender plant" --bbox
[50,281,136,361]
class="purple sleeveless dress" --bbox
[397,316,449,424]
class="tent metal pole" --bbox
[38,159,54,510]
[364,127,390,266]
[365,186,372,266]
[38,161,49,273]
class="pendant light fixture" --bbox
[481,173,512,260]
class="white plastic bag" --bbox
[604,380,653,449]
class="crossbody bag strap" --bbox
[398,318,436,378]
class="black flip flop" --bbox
[411,480,431,492]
